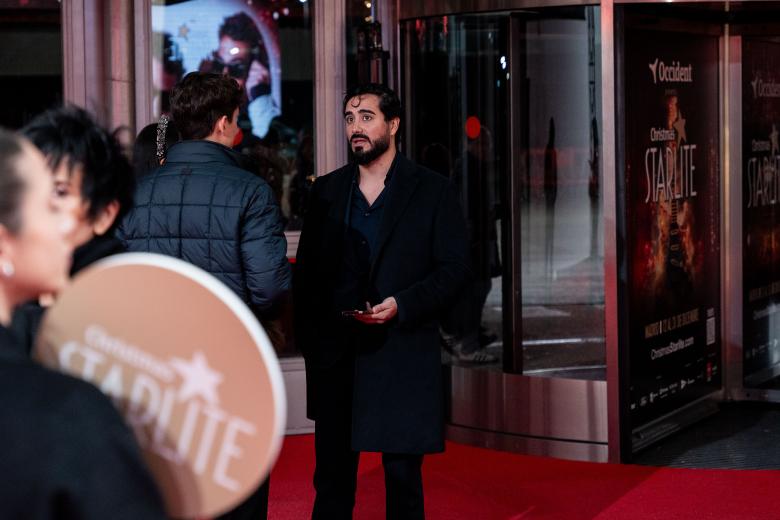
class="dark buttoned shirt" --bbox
[337,156,398,311]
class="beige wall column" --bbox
[313,0,348,175]
[62,0,107,123]
[134,0,154,130]
[63,0,136,139]
[107,0,136,141]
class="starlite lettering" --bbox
[644,144,697,203]
[57,337,257,493]
[746,155,780,208]
[649,59,694,84]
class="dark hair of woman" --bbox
[133,116,181,177]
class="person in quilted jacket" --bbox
[117,71,290,520]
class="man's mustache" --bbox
[351,134,370,144]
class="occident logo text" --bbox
[751,76,780,98]
[649,59,694,85]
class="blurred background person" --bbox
[152,31,185,116]
[0,128,167,519]
[442,127,500,363]
[543,117,558,282]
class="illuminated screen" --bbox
[152,0,281,139]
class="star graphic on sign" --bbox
[178,23,190,40]
[673,111,687,144]
[170,352,223,405]
[770,124,779,156]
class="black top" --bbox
[69,234,125,277]
[0,324,166,519]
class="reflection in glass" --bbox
[403,14,508,367]
[518,8,604,379]
[0,3,62,129]
[150,0,314,232]
[402,8,605,379]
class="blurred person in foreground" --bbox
[118,71,290,520]
[0,128,166,519]
[294,83,470,519]
[11,106,137,354]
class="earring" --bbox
[1,261,13,278]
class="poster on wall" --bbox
[151,0,282,139]
[742,38,780,385]
[624,30,721,430]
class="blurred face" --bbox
[344,94,398,165]
[1,143,73,306]
[52,161,94,247]
[216,36,251,88]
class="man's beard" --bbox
[350,133,391,165]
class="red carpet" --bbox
[268,434,780,519]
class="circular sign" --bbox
[34,253,287,519]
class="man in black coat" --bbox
[294,84,470,519]
[118,72,290,520]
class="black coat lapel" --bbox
[325,166,355,228]
[370,154,419,278]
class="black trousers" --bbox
[215,477,269,520]
[310,360,425,520]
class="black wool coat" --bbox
[294,153,470,454]
[0,325,166,519]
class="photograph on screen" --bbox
[152,0,281,140]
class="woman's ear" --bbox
[0,224,15,274]
[91,200,120,236]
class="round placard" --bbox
[34,253,286,519]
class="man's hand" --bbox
[354,297,397,325]
[246,60,270,101]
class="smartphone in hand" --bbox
[341,309,372,317]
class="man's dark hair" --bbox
[171,72,243,140]
[0,129,26,234]
[343,83,402,123]
[219,12,268,66]
[22,106,134,234]
[343,83,402,144]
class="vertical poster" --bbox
[742,38,780,384]
[624,31,721,429]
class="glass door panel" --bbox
[402,6,604,379]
